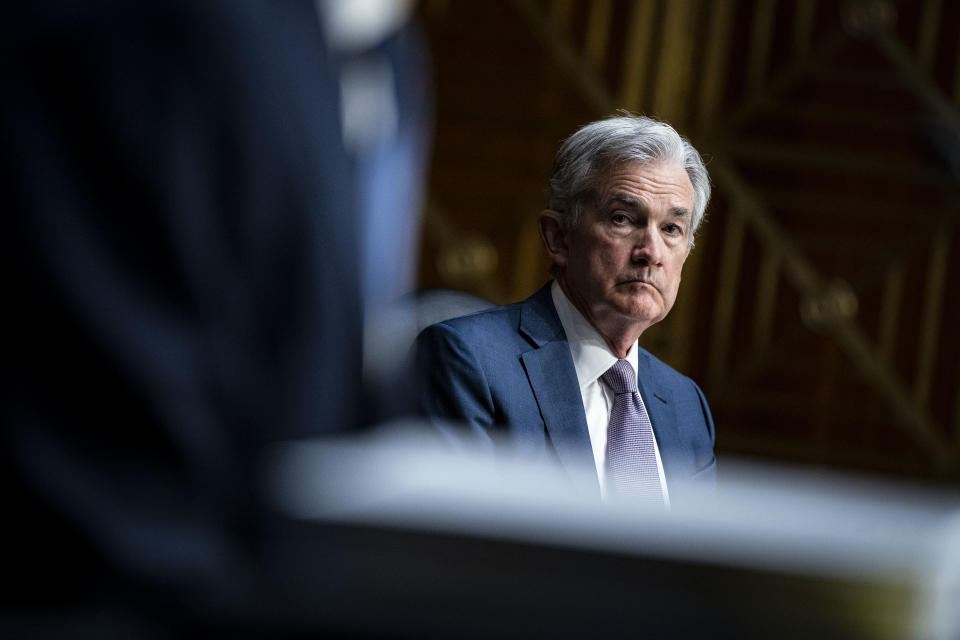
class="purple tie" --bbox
[601,359,663,504]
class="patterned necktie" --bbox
[601,359,663,504]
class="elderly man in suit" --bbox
[417,115,715,506]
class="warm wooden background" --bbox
[414,0,960,482]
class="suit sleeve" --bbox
[415,322,499,442]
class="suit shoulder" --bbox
[420,301,523,339]
[637,347,703,390]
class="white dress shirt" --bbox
[551,281,670,506]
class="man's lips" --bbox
[618,278,656,288]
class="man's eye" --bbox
[663,223,683,235]
[611,213,629,224]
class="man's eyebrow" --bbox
[670,206,690,218]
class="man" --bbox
[417,115,715,506]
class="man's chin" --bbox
[616,297,666,324]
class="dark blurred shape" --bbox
[1,0,365,630]
[318,0,432,426]
[345,12,431,315]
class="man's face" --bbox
[558,161,694,336]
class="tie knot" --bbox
[601,359,636,395]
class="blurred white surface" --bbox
[263,425,960,639]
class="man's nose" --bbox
[632,227,664,265]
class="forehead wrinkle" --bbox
[605,193,643,211]
[593,163,694,214]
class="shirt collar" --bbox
[551,281,638,391]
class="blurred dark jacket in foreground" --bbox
[1,0,362,628]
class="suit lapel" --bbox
[518,285,598,490]
[515,285,695,490]
[635,350,690,485]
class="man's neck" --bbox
[554,278,644,359]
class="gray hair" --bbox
[547,114,711,245]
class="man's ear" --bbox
[538,209,569,269]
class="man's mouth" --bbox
[619,278,655,288]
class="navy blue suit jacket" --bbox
[417,283,717,499]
